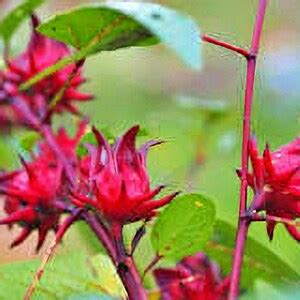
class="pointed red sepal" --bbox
[136,192,180,214]
[0,207,36,225]
[131,185,165,203]
[263,143,276,177]
[10,227,32,248]
[66,89,93,102]
[266,221,276,241]
[285,224,300,242]
[36,225,49,252]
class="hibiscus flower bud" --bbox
[0,123,86,251]
[0,15,92,128]
[154,252,229,300]
[246,136,300,241]
[73,125,179,225]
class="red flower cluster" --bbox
[154,253,229,300]
[0,124,85,251]
[0,15,91,128]
[247,137,300,241]
[73,125,178,224]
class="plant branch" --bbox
[228,1,268,299]
[111,223,147,300]
[202,34,250,58]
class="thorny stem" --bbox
[228,1,268,299]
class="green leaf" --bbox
[67,293,117,300]
[0,251,116,300]
[204,220,300,289]
[18,131,41,152]
[242,280,300,300]
[0,0,46,43]
[37,3,202,69]
[151,193,215,260]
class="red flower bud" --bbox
[73,125,178,224]
[154,253,229,300]
[0,124,86,251]
[247,137,300,241]
[0,15,92,128]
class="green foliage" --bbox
[204,220,300,289]
[242,280,300,300]
[0,251,114,300]
[67,295,116,300]
[18,131,41,152]
[151,193,215,260]
[0,0,46,43]
[38,3,201,69]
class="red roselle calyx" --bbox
[73,125,179,225]
[0,123,86,251]
[154,252,230,300]
[244,136,300,241]
[0,15,92,129]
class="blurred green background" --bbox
[0,0,299,294]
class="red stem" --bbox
[202,34,250,58]
[111,223,147,300]
[228,1,268,299]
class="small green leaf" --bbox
[151,193,215,260]
[204,220,300,289]
[18,131,41,152]
[76,131,97,158]
[37,3,202,69]
[0,0,46,43]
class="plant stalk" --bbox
[112,223,147,300]
[228,1,268,299]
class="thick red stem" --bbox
[111,223,147,300]
[228,1,268,299]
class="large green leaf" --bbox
[37,3,202,69]
[0,0,46,43]
[151,193,215,260]
[204,220,300,289]
[0,251,116,300]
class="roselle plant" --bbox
[0,0,299,299]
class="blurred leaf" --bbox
[0,251,115,300]
[37,3,202,69]
[204,220,300,289]
[18,131,41,152]
[90,253,126,298]
[0,0,46,43]
[174,94,231,120]
[241,280,300,300]
[76,131,97,158]
[151,193,215,260]
[67,293,117,300]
